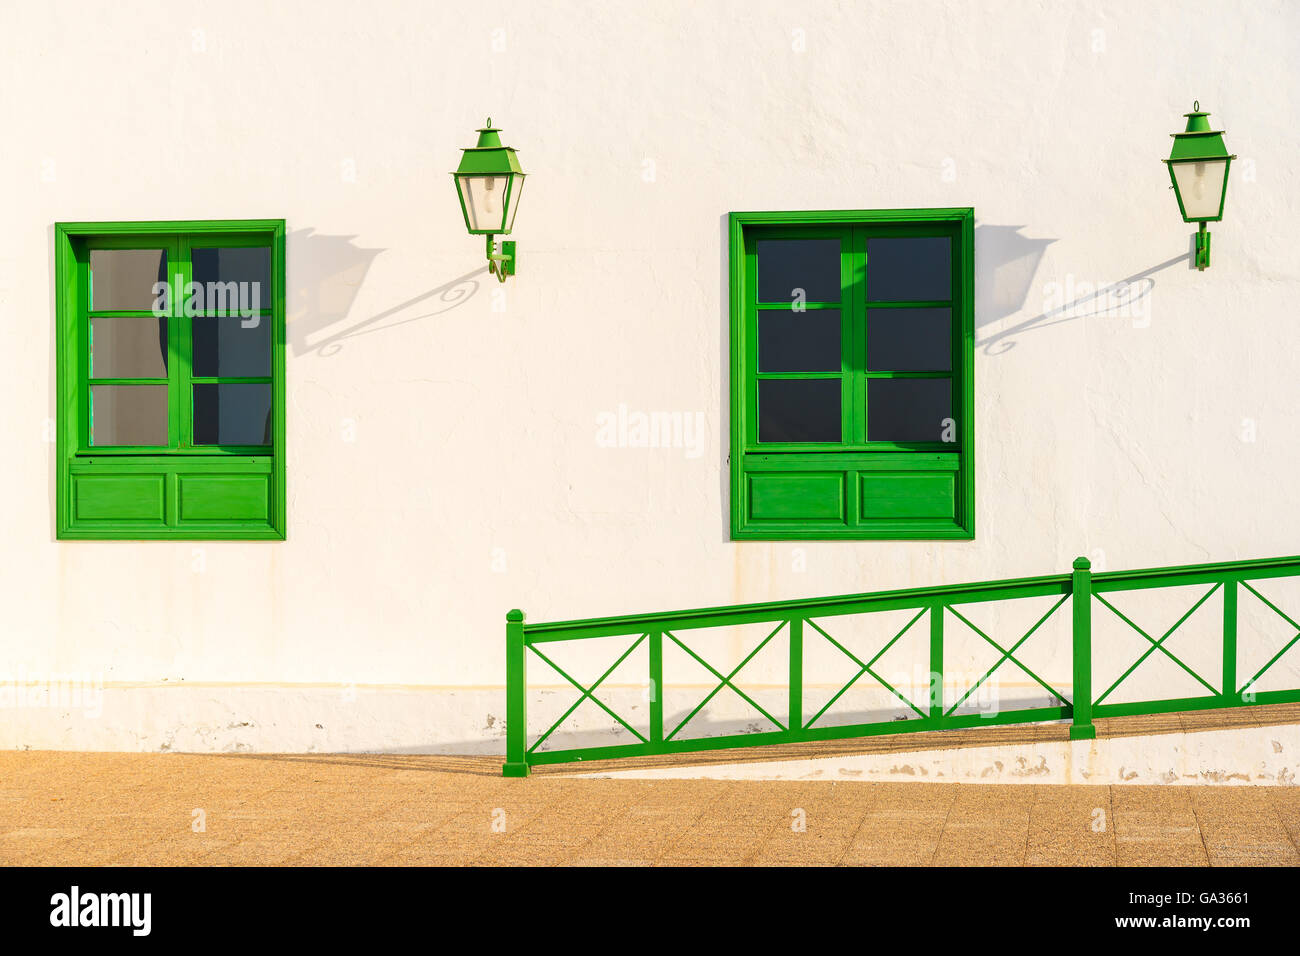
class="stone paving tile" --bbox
[842,810,948,866]
[1110,786,1194,811]
[946,794,1032,825]
[1026,844,1115,866]
[1112,807,1210,866]
[1269,803,1300,851]
[1029,803,1107,832]
[1026,804,1115,867]
[1191,787,1279,814]
[754,822,858,863]
[1198,819,1299,865]
[863,782,959,810]
[1180,709,1263,733]
[1116,843,1211,866]
[1097,713,1184,737]
[932,799,1030,860]
[1112,809,1203,838]
[841,838,938,866]
[1027,783,1108,806]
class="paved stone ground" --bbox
[2,707,1299,866]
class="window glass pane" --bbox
[191,247,271,312]
[867,308,952,371]
[192,315,272,377]
[89,385,168,446]
[90,315,168,378]
[866,237,951,301]
[867,378,952,442]
[759,309,840,373]
[756,239,840,303]
[759,379,841,443]
[89,249,167,311]
[193,384,272,446]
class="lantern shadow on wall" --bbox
[286,228,488,358]
[976,251,1190,355]
[974,224,1057,330]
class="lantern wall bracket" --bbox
[1195,221,1211,271]
[486,235,516,281]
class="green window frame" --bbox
[728,208,974,540]
[55,219,287,539]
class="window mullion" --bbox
[849,226,867,445]
[174,237,192,448]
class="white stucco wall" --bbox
[2,0,1299,756]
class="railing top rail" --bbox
[522,570,1072,636]
[1092,553,1300,587]
[519,553,1300,637]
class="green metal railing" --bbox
[503,554,1300,776]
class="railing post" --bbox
[929,603,944,721]
[1223,577,1238,704]
[1069,557,1096,741]
[789,617,803,735]
[503,608,530,777]
[649,629,664,747]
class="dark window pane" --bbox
[90,385,168,446]
[759,379,841,443]
[866,237,951,301]
[192,315,272,377]
[867,308,952,371]
[759,309,840,373]
[90,315,168,378]
[867,378,952,442]
[89,249,167,311]
[756,239,840,303]
[193,384,272,446]
[192,247,271,312]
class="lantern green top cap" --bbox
[474,117,503,148]
[1166,101,1234,163]
[453,117,525,176]
[1181,101,1213,133]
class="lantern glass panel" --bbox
[457,175,509,232]
[1171,159,1228,220]
[503,175,524,233]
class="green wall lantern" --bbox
[453,118,525,281]
[1164,101,1235,270]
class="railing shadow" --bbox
[207,700,1300,778]
[523,692,1064,755]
